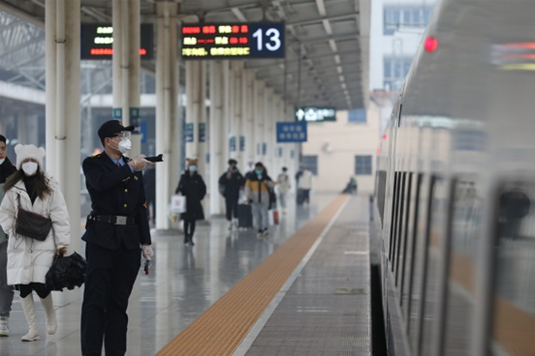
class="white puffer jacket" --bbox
[0,172,70,285]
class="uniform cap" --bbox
[98,120,134,142]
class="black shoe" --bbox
[189,240,195,246]
[184,235,189,245]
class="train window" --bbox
[396,172,413,288]
[409,174,434,350]
[491,182,535,355]
[375,170,387,226]
[389,172,401,263]
[392,172,407,273]
[443,178,481,356]
[401,173,423,318]
[417,176,448,356]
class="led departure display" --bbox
[81,23,154,60]
[181,23,285,59]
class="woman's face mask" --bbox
[189,165,197,172]
[22,162,38,176]
[255,170,263,175]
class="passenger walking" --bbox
[0,144,70,342]
[276,167,291,214]
[143,163,156,224]
[244,162,275,237]
[219,159,244,230]
[0,135,17,337]
[80,120,153,355]
[298,166,313,205]
[176,159,206,246]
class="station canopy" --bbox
[0,0,369,111]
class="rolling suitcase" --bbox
[238,204,253,229]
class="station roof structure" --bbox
[0,0,369,111]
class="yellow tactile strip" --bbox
[156,195,349,356]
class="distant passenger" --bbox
[0,144,70,342]
[143,163,156,224]
[219,159,244,230]
[276,167,291,214]
[498,187,531,239]
[244,162,275,237]
[176,158,206,246]
[0,135,16,337]
[297,166,313,205]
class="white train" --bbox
[373,0,535,355]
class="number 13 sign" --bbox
[181,22,285,59]
[249,23,285,58]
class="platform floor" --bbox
[0,193,344,355]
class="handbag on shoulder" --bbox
[15,194,52,242]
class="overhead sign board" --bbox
[295,107,337,122]
[81,23,154,60]
[276,122,307,143]
[181,23,285,60]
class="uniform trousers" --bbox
[81,242,140,356]
[0,242,13,317]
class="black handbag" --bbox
[15,195,52,242]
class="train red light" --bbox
[424,36,439,52]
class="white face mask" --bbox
[118,138,132,154]
[0,158,5,165]
[110,138,132,154]
[22,162,38,176]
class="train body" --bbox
[373,0,535,355]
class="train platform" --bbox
[0,193,371,355]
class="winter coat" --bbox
[297,169,313,190]
[244,173,275,204]
[218,169,244,201]
[0,158,16,245]
[176,172,206,221]
[0,172,70,285]
[276,173,291,194]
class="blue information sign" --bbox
[139,121,147,143]
[262,143,267,155]
[230,137,237,152]
[239,136,245,152]
[185,123,194,142]
[199,123,206,142]
[112,108,122,119]
[276,121,307,143]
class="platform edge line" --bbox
[232,195,351,356]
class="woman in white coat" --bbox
[0,144,69,342]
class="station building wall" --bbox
[302,103,381,194]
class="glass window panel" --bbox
[355,155,372,175]
[443,178,481,355]
[491,182,535,355]
[419,177,447,355]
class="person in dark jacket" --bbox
[143,164,156,223]
[176,158,206,246]
[0,134,16,337]
[218,159,244,230]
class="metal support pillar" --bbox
[45,0,81,305]
[244,70,255,171]
[186,61,206,174]
[222,60,231,163]
[230,61,243,162]
[209,61,224,216]
[255,80,265,163]
[113,0,141,156]
[262,87,271,172]
[155,2,179,230]
[239,64,248,168]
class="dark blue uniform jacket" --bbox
[82,152,151,250]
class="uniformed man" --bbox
[81,120,153,356]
